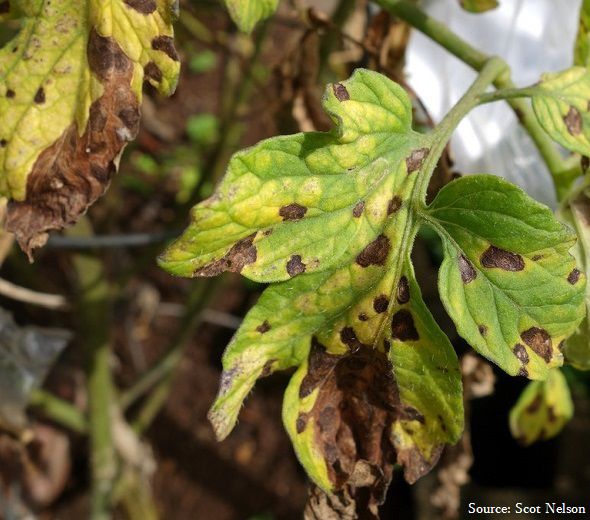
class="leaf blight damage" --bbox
[0,0,180,257]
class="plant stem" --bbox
[71,219,116,520]
[28,388,88,434]
[415,57,507,205]
[376,0,579,198]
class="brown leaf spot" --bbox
[406,147,430,174]
[194,234,257,276]
[520,327,552,363]
[358,312,369,322]
[391,310,419,341]
[299,337,340,398]
[547,406,557,423]
[401,406,425,424]
[332,83,350,101]
[6,89,15,98]
[564,106,583,135]
[144,61,163,83]
[318,406,338,433]
[458,254,477,283]
[513,343,529,364]
[124,0,156,13]
[373,295,389,313]
[260,359,276,377]
[340,327,366,353]
[118,106,141,133]
[0,139,6,147]
[532,254,543,261]
[383,339,391,353]
[286,254,306,277]
[256,320,271,333]
[478,325,487,336]
[279,203,307,221]
[525,394,543,414]
[356,235,390,267]
[480,246,524,271]
[151,35,179,61]
[6,31,138,257]
[517,367,529,378]
[352,201,364,218]
[387,196,402,215]
[296,413,307,434]
[396,276,410,304]
[34,87,45,104]
[568,268,581,285]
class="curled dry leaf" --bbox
[0,0,180,258]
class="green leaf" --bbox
[177,69,464,497]
[426,175,585,380]
[0,0,180,256]
[459,0,499,14]
[223,0,278,33]
[531,67,590,156]
[509,368,573,445]
[575,0,590,67]
[0,308,70,433]
[559,182,590,370]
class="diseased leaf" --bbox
[509,368,573,446]
[0,0,180,256]
[531,67,590,156]
[426,175,585,380]
[0,308,70,432]
[170,69,464,499]
[458,0,499,14]
[223,0,278,33]
[559,183,590,370]
[575,0,590,67]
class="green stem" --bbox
[478,87,539,104]
[377,0,579,199]
[71,219,116,520]
[414,57,508,205]
[28,388,88,434]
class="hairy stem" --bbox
[376,0,579,199]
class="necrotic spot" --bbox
[356,234,390,267]
[256,320,271,333]
[513,343,529,364]
[286,255,306,277]
[296,414,307,434]
[373,295,389,313]
[480,245,524,271]
[568,268,581,284]
[478,324,487,336]
[564,106,583,135]
[458,254,477,283]
[151,36,179,61]
[352,201,364,218]
[520,327,552,363]
[6,89,15,98]
[340,327,363,352]
[518,367,529,378]
[144,61,163,83]
[279,203,307,221]
[123,0,157,13]
[358,312,368,321]
[34,87,45,104]
[387,196,402,215]
[332,83,350,101]
[391,310,419,341]
[397,276,410,304]
[406,147,430,173]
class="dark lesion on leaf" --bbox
[520,327,552,363]
[256,320,271,333]
[358,312,369,322]
[391,310,419,341]
[6,89,15,98]
[458,254,477,283]
[513,343,529,364]
[301,343,441,518]
[480,245,524,271]
[517,367,529,378]
[478,324,487,336]
[396,276,410,304]
[151,35,179,61]
[564,106,583,136]
[373,295,389,313]
[387,196,402,215]
[356,235,390,267]
[123,0,157,13]
[296,413,308,434]
[340,327,368,353]
[144,61,163,83]
[33,87,45,104]
[286,254,306,277]
[567,268,581,285]
[279,203,307,221]
[332,83,350,101]
[299,337,341,398]
[6,29,140,258]
[352,201,365,218]
[194,233,257,276]
[260,359,277,377]
[525,394,543,414]
[405,148,430,174]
